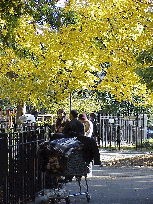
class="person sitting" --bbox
[79,113,93,138]
[63,110,84,137]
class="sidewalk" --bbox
[28,150,153,204]
[86,165,153,204]
[30,165,153,204]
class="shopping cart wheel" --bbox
[86,194,91,202]
[65,197,70,204]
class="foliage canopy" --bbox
[0,0,153,113]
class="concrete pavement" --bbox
[89,165,153,204]
[32,165,153,204]
[28,150,153,204]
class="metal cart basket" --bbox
[38,137,91,204]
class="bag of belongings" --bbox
[37,137,89,175]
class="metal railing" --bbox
[0,116,151,203]
[0,125,48,204]
[97,114,148,150]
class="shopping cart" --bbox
[38,137,91,204]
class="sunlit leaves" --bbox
[0,0,153,112]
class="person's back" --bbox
[64,110,84,137]
[90,113,98,140]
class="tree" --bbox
[0,0,153,116]
[136,48,153,91]
[0,0,78,48]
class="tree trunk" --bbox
[16,101,24,126]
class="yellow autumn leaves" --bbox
[0,0,153,110]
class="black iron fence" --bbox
[0,133,7,204]
[0,115,151,203]
[0,125,48,204]
[97,113,149,150]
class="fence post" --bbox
[102,115,104,148]
[0,133,8,204]
[117,125,120,150]
[129,124,132,144]
[105,119,108,149]
[141,125,143,150]
[99,114,102,147]
[136,113,138,150]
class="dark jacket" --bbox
[63,118,84,137]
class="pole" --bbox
[70,92,72,113]
[136,113,138,151]
[99,114,102,147]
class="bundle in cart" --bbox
[37,137,91,204]
[38,137,89,175]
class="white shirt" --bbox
[84,119,93,138]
